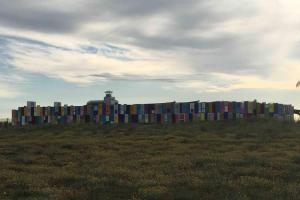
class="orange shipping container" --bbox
[106,104,110,115]
[98,103,103,115]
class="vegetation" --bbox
[1,120,300,200]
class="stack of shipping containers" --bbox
[12,98,295,127]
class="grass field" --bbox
[1,120,300,200]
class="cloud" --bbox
[80,44,134,61]
[0,34,244,92]
[0,86,21,98]
[0,0,86,33]
[87,72,240,88]
[0,74,24,98]
[0,0,300,93]
[1,34,186,83]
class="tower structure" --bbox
[104,91,118,105]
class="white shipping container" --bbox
[224,102,228,113]
[21,116,26,126]
[190,103,195,113]
[120,105,124,115]
[34,107,37,116]
[201,103,206,113]
[114,104,118,114]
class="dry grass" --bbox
[1,120,300,200]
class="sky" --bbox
[0,0,300,118]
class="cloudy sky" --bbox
[0,0,300,118]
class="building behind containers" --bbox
[27,101,36,108]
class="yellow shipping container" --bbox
[40,107,43,116]
[256,103,261,114]
[61,106,64,116]
[248,102,253,114]
[114,115,119,124]
[269,103,274,113]
[200,113,205,121]
[36,106,40,116]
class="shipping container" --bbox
[119,114,125,124]
[145,114,149,123]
